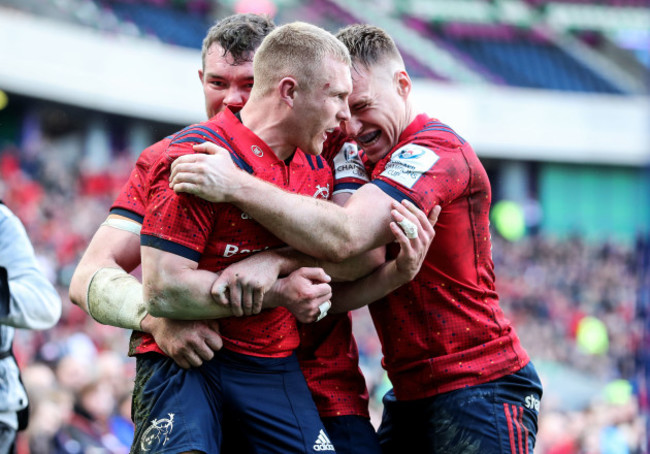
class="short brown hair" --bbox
[252,22,351,96]
[201,13,276,69]
[336,24,404,71]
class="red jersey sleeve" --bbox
[370,116,474,216]
[140,129,224,261]
[110,138,171,222]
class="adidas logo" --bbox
[313,429,335,451]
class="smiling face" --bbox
[199,43,255,118]
[292,57,352,156]
[344,63,411,163]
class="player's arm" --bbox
[68,214,144,326]
[141,245,333,321]
[141,244,233,320]
[330,204,440,313]
[170,143,407,262]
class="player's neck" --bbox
[240,101,297,161]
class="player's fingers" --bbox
[170,156,200,181]
[389,220,411,246]
[210,282,229,306]
[428,205,441,226]
[183,350,204,368]
[391,208,419,239]
[170,181,192,195]
[311,283,333,300]
[193,343,215,362]
[171,356,191,369]
[316,300,331,322]
[193,142,218,155]
[241,284,254,316]
[298,267,332,284]
[170,167,203,187]
[401,199,434,235]
[228,281,244,317]
[251,288,264,315]
[193,142,229,156]
[204,330,223,352]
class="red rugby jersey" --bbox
[296,132,371,418]
[368,114,529,400]
[138,109,333,358]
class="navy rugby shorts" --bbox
[131,349,335,453]
[322,415,381,454]
[377,362,543,454]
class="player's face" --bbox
[199,43,255,119]
[343,63,409,163]
[294,58,352,156]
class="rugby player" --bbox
[169,23,543,454]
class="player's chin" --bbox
[306,138,325,156]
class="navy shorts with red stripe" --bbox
[377,362,543,454]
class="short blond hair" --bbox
[252,22,351,96]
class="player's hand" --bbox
[210,253,283,317]
[143,316,223,369]
[388,201,440,284]
[169,142,240,203]
[270,268,332,323]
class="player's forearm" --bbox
[330,259,405,313]
[320,247,386,282]
[69,222,141,312]
[229,177,358,262]
[143,265,232,320]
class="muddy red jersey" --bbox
[137,109,332,358]
[292,131,370,417]
[368,114,529,400]
[110,137,172,222]
[297,313,370,418]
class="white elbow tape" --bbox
[101,218,142,235]
[87,267,147,331]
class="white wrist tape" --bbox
[87,267,147,331]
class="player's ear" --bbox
[279,77,298,108]
[395,70,411,98]
[198,69,204,83]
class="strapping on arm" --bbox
[87,267,147,331]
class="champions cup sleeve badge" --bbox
[343,143,358,161]
[397,148,425,160]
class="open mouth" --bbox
[356,130,381,147]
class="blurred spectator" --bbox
[0,201,62,453]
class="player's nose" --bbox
[223,88,246,106]
[342,116,361,137]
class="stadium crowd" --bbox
[0,137,646,453]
